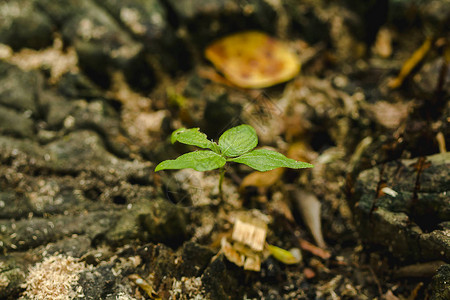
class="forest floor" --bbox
[0,0,449,299]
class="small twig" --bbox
[388,37,433,89]
[368,265,383,297]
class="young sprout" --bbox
[155,125,313,198]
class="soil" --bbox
[0,0,449,299]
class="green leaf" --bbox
[155,150,226,172]
[171,128,217,151]
[219,124,258,157]
[229,149,314,172]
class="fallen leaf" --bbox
[197,66,240,88]
[267,244,302,265]
[269,192,295,222]
[221,237,245,267]
[287,141,316,163]
[292,189,326,248]
[205,31,300,88]
[221,238,262,271]
[240,168,284,192]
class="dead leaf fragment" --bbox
[269,192,295,222]
[243,253,261,272]
[267,244,302,265]
[129,274,161,299]
[287,141,316,163]
[292,189,326,248]
[240,168,284,192]
[232,218,267,251]
[221,238,262,271]
[205,31,300,88]
[221,237,245,267]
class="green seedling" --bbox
[155,125,313,197]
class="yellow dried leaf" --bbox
[205,31,300,88]
[287,141,316,163]
[240,168,284,191]
[267,244,302,265]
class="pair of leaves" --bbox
[155,125,313,172]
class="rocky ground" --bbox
[0,0,449,299]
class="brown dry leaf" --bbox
[205,31,300,88]
[240,168,284,192]
[197,66,240,88]
[287,141,317,163]
[269,192,295,222]
[221,237,245,267]
[221,238,262,271]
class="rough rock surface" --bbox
[353,153,450,262]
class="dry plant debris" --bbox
[128,274,161,299]
[222,214,303,271]
[205,31,300,88]
[388,37,432,89]
[292,189,326,248]
[221,216,268,272]
[231,218,267,252]
[266,244,302,265]
[3,36,79,84]
[21,255,89,300]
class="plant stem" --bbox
[218,166,225,200]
